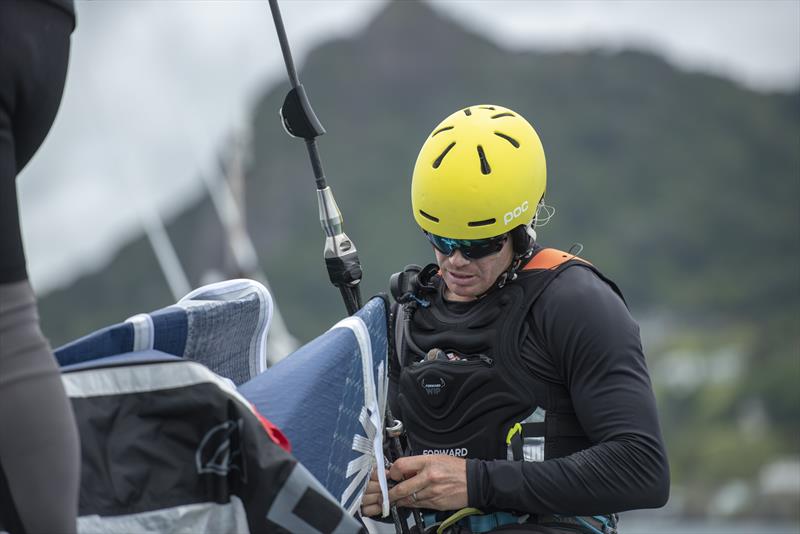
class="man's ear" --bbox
[510,224,535,255]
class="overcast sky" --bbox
[17,0,800,294]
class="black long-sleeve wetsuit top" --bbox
[390,260,670,516]
[1,2,79,532]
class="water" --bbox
[365,517,799,533]
[620,520,799,533]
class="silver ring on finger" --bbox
[411,491,418,503]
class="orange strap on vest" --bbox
[522,248,591,271]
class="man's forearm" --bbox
[467,437,669,515]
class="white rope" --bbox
[332,316,390,517]
[533,202,556,228]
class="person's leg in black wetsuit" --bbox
[0,1,79,532]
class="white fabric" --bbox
[331,316,390,518]
[77,496,249,534]
[125,313,154,352]
[62,360,257,419]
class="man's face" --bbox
[433,236,514,301]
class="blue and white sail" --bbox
[52,279,391,530]
[53,279,365,533]
[239,296,391,517]
[56,278,272,385]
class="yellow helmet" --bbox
[411,105,546,239]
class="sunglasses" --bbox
[425,231,508,260]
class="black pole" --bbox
[268,0,299,87]
[306,138,327,191]
[267,0,363,315]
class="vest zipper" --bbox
[411,354,494,367]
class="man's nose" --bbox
[449,249,471,267]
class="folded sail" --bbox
[239,296,391,516]
[52,279,373,532]
[56,279,272,385]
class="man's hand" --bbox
[388,455,468,511]
[360,467,387,517]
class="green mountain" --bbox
[38,0,799,518]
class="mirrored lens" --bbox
[425,232,507,260]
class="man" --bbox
[0,1,79,532]
[361,105,669,533]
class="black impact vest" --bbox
[395,248,625,463]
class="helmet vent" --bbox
[432,126,454,137]
[419,210,440,223]
[433,142,456,168]
[494,132,520,148]
[463,108,472,116]
[477,145,491,175]
[491,112,514,119]
[468,218,496,227]
[479,106,496,110]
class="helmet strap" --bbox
[496,247,534,289]
[496,224,536,290]
[470,224,536,298]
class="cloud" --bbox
[430,0,800,91]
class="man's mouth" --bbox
[448,272,475,282]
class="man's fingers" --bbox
[369,466,387,481]
[362,488,382,505]
[392,486,430,509]
[388,455,426,481]
[360,502,382,517]
[386,455,468,511]
[361,468,393,518]
[387,478,423,504]
[365,478,382,494]
[387,456,430,505]
[360,486,385,518]
[369,467,389,483]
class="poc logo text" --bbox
[503,200,529,225]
